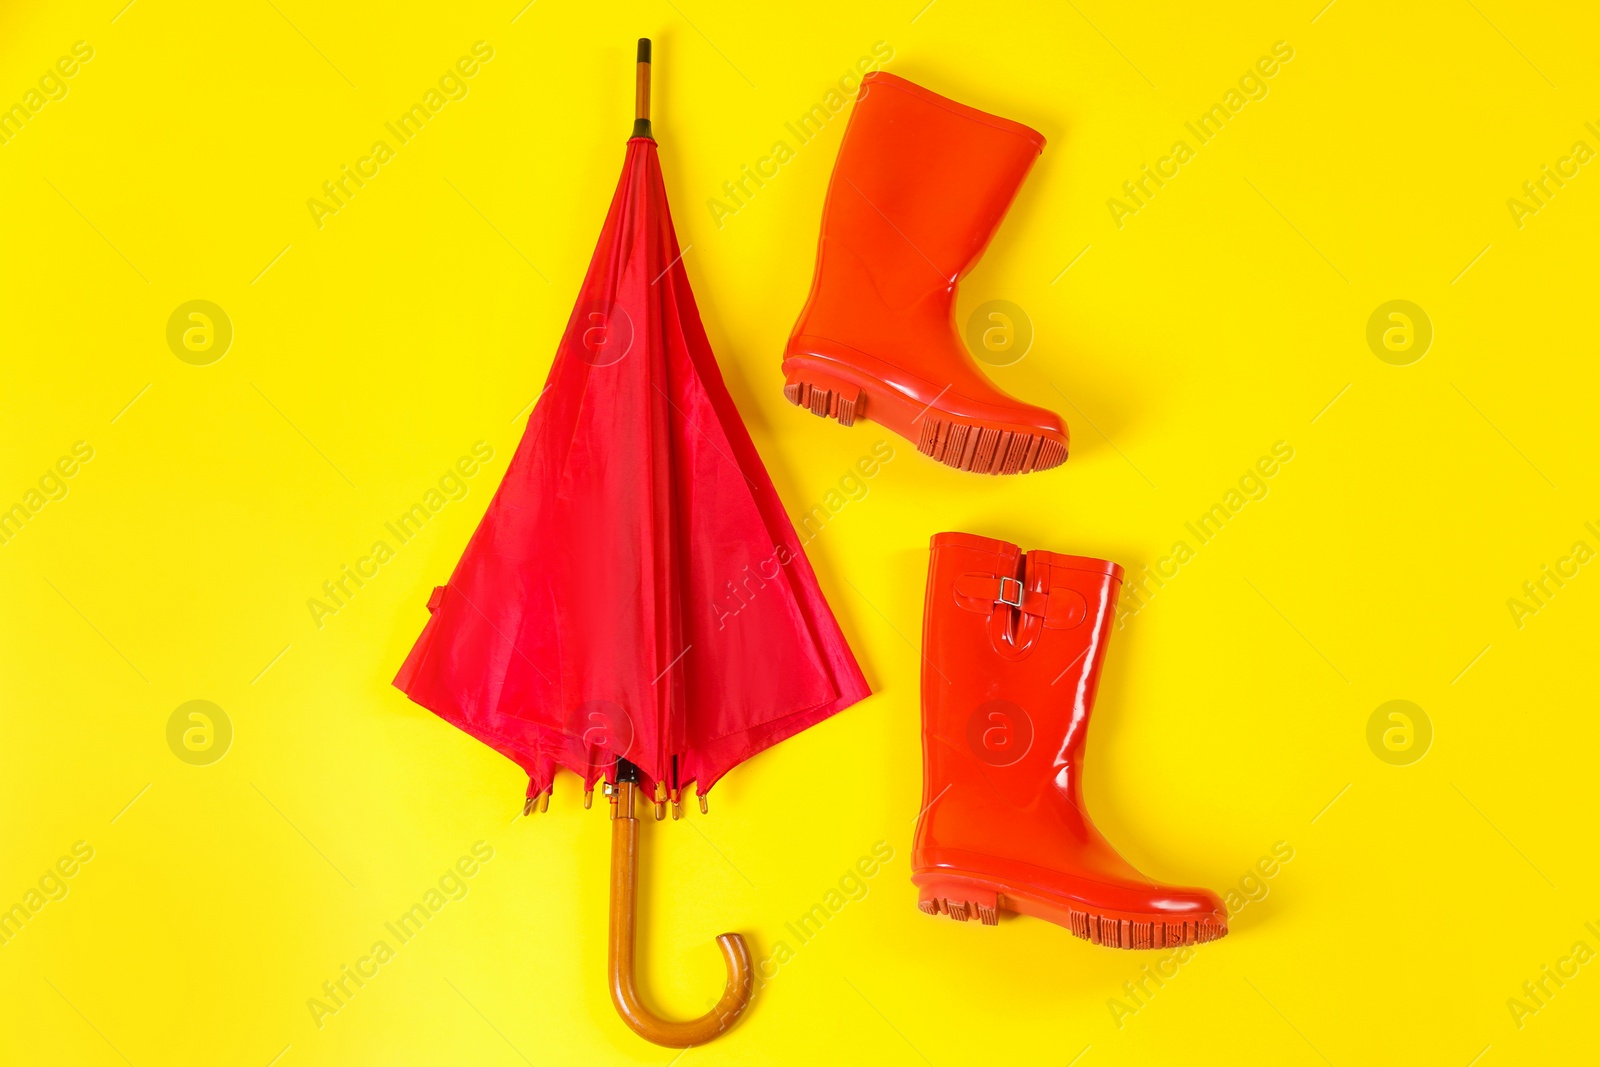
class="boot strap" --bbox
[953,573,1086,629]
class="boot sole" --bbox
[913,872,1228,949]
[782,368,1067,476]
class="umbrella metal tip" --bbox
[637,38,651,64]
[699,794,709,815]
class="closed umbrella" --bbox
[394,39,870,1047]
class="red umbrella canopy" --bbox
[395,127,870,806]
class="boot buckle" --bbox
[997,576,1023,608]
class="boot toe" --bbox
[914,386,1070,475]
[1147,886,1228,921]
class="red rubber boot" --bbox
[783,72,1069,475]
[912,532,1228,948]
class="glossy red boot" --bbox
[912,532,1228,947]
[783,73,1068,475]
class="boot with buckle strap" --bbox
[912,531,1228,948]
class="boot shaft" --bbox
[807,73,1045,315]
[918,532,1122,825]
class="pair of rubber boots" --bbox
[913,532,1228,947]
[784,71,1068,474]
[786,74,1225,944]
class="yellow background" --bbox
[3,0,1597,1063]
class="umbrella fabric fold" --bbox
[395,134,870,803]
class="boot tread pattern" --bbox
[783,381,860,427]
[915,415,1066,475]
[919,895,1227,948]
[783,379,1066,474]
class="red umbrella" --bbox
[394,40,870,1047]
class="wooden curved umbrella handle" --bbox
[608,780,753,1047]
